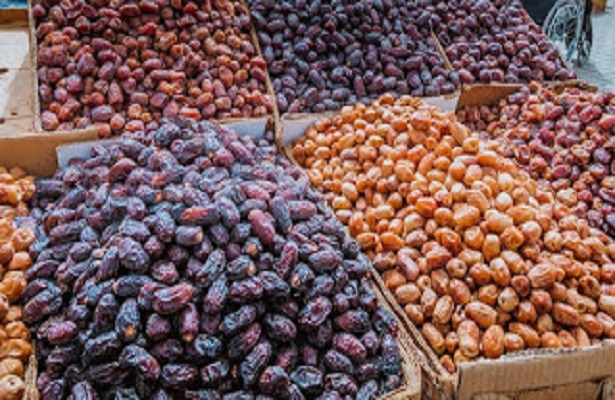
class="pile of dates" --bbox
[25,120,404,399]
[458,83,615,235]
[32,0,274,135]
[0,167,37,400]
[249,0,458,113]
[427,0,576,83]
[292,94,615,372]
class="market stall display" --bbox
[31,0,274,135]
[429,0,577,84]
[2,0,614,398]
[249,0,458,114]
[0,167,36,400]
[290,94,615,372]
[23,120,412,399]
[458,83,615,235]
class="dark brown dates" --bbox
[26,120,403,398]
[250,0,458,113]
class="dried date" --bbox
[26,120,402,398]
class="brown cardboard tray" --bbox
[248,6,460,119]
[278,101,615,400]
[18,118,420,400]
[0,9,35,136]
[1,6,278,177]
[455,80,599,111]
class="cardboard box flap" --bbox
[456,80,599,111]
[220,117,268,139]
[56,138,116,169]
[0,11,34,135]
[457,341,615,400]
[280,114,322,146]
[456,84,524,110]
[422,93,459,114]
[0,128,98,177]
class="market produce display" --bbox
[10,0,615,397]
[24,120,403,398]
[458,83,615,236]
[32,0,274,135]
[249,0,458,114]
[0,167,36,400]
[428,0,576,84]
[291,95,615,372]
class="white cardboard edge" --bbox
[222,117,268,140]
[281,115,321,147]
[56,139,117,169]
[422,92,460,113]
[55,117,269,169]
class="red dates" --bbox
[33,0,273,135]
[431,0,576,83]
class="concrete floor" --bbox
[574,1,615,91]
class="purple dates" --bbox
[333,333,367,363]
[152,283,194,315]
[248,209,276,246]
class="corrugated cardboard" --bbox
[23,344,38,400]
[0,8,101,178]
[0,127,99,176]
[0,10,34,136]
[456,80,599,111]
[279,102,615,400]
[456,83,525,110]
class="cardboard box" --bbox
[279,97,615,400]
[0,9,35,136]
[432,4,582,94]
[19,120,421,400]
[0,8,101,179]
[249,9,460,118]
[26,0,278,134]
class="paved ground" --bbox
[574,1,615,91]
